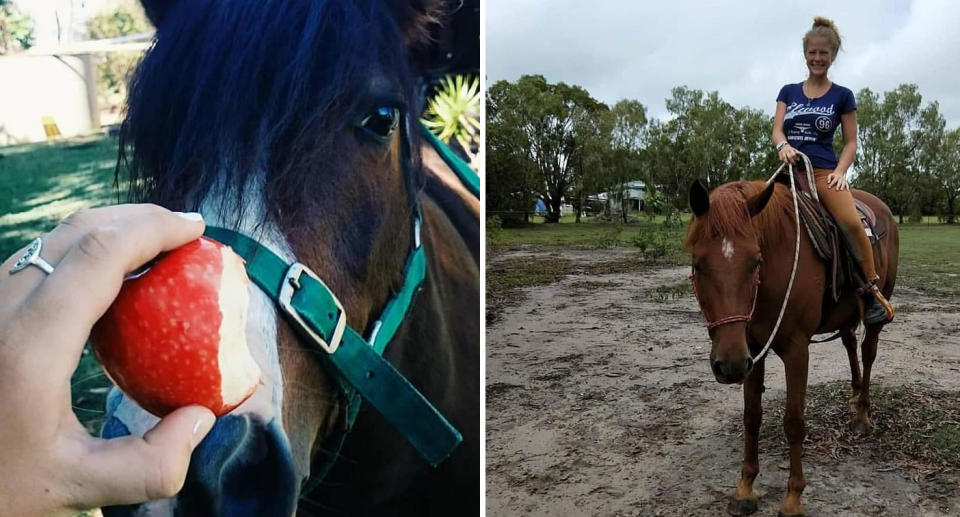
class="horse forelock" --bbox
[685,181,794,250]
[119,0,424,225]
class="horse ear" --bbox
[140,0,179,27]
[689,180,710,217]
[747,181,776,217]
[387,0,447,47]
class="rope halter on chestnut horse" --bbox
[690,152,813,365]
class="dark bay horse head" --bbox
[99,0,479,515]
[686,180,779,384]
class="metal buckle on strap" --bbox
[278,262,346,354]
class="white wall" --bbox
[0,54,99,146]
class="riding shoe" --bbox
[863,284,895,325]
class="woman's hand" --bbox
[0,204,216,516]
[778,143,800,164]
[826,171,849,191]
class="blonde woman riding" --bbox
[772,16,895,325]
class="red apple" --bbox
[91,237,261,417]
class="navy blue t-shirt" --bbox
[776,82,856,169]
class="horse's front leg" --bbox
[727,357,765,516]
[779,342,809,517]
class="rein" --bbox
[692,153,811,365]
[202,123,479,486]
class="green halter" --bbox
[203,123,479,487]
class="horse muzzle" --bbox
[711,356,753,384]
[101,412,298,517]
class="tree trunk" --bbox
[575,188,583,223]
[948,196,957,224]
[546,197,562,223]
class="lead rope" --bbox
[751,152,811,365]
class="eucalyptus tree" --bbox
[486,75,605,222]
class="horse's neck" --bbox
[421,144,480,264]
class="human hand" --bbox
[778,143,799,165]
[826,172,849,191]
[0,204,216,516]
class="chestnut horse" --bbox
[686,179,898,516]
[97,0,479,515]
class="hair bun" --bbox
[812,16,837,31]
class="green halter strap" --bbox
[420,123,480,198]
[203,209,461,469]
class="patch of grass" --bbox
[488,218,689,264]
[897,224,960,297]
[486,256,571,324]
[650,281,692,302]
[760,381,960,477]
[0,137,120,261]
[580,256,648,275]
[567,280,619,291]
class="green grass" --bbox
[0,136,120,260]
[488,217,960,296]
[0,136,119,436]
[489,219,690,263]
[897,224,960,297]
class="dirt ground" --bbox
[486,248,960,517]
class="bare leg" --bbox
[852,325,881,434]
[779,342,808,517]
[728,358,765,516]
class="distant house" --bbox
[590,180,646,212]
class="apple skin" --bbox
[91,237,261,417]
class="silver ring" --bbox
[9,237,55,276]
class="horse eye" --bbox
[359,106,400,140]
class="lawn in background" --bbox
[489,216,960,297]
[0,136,119,435]
[897,223,960,297]
[0,136,119,260]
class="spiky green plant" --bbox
[422,74,481,169]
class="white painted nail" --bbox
[191,413,215,447]
[176,212,204,222]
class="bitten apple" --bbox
[91,237,261,417]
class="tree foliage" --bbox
[851,84,956,222]
[487,77,960,224]
[0,0,34,54]
[87,2,152,114]
[486,75,606,222]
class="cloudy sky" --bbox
[487,0,960,129]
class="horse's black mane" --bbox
[118,0,425,226]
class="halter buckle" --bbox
[279,262,346,354]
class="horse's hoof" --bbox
[726,497,759,516]
[851,418,874,435]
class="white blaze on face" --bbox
[218,246,261,406]
[721,238,735,262]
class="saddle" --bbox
[773,171,887,301]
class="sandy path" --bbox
[486,248,960,516]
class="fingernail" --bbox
[176,212,204,222]
[191,412,216,448]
